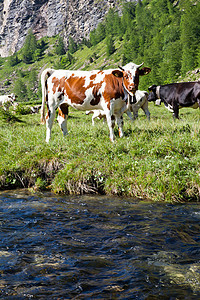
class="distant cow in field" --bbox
[41,62,151,142]
[86,90,150,125]
[30,105,41,114]
[0,93,16,111]
[148,82,200,119]
[86,109,107,125]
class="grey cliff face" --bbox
[0,0,131,57]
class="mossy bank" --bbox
[1,103,200,203]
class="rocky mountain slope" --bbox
[0,0,133,57]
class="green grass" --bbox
[0,103,200,202]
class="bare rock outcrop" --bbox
[0,0,132,57]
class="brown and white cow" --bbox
[0,93,16,111]
[41,63,151,142]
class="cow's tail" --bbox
[41,68,55,124]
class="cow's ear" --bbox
[139,67,151,76]
[112,70,123,78]
[148,85,156,91]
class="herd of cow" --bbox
[1,62,200,142]
[40,62,200,142]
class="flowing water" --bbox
[0,190,200,299]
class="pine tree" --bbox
[89,30,97,46]
[13,78,27,101]
[95,23,106,44]
[180,2,200,74]
[8,53,19,67]
[121,2,136,35]
[27,69,38,100]
[106,35,115,56]
[68,36,77,54]
[159,3,181,82]
[55,36,66,56]
[105,8,122,37]
[197,46,200,67]
[22,29,37,64]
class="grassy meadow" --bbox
[0,102,200,203]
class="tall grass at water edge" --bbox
[0,103,200,203]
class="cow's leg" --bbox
[120,100,134,122]
[105,106,115,142]
[172,101,179,119]
[91,111,99,126]
[107,114,116,142]
[92,115,95,126]
[132,110,138,120]
[141,102,150,120]
[126,109,134,121]
[116,115,124,137]
[130,103,140,120]
[57,107,68,137]
[198,99,200,109]
[46,106,56,143]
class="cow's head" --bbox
[113,62,151,96]
[148,85,158,102]
[8,93,16,104]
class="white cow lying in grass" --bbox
[86,90,150,125]
[0,93,16,111]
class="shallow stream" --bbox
[0,190,200,299]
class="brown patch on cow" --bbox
[65,76,87,104]
[90,83,102,106]
[103,74,124,105]
[107,102,110,110]
[90,74,97,81]
[59,103,69,116]
[52,76,65,94]
[51,76,87,104]
[52,74,105,107]
[46,106,50,120]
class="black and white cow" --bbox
[148,82,200,119]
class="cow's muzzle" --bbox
[128,85,137,93]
